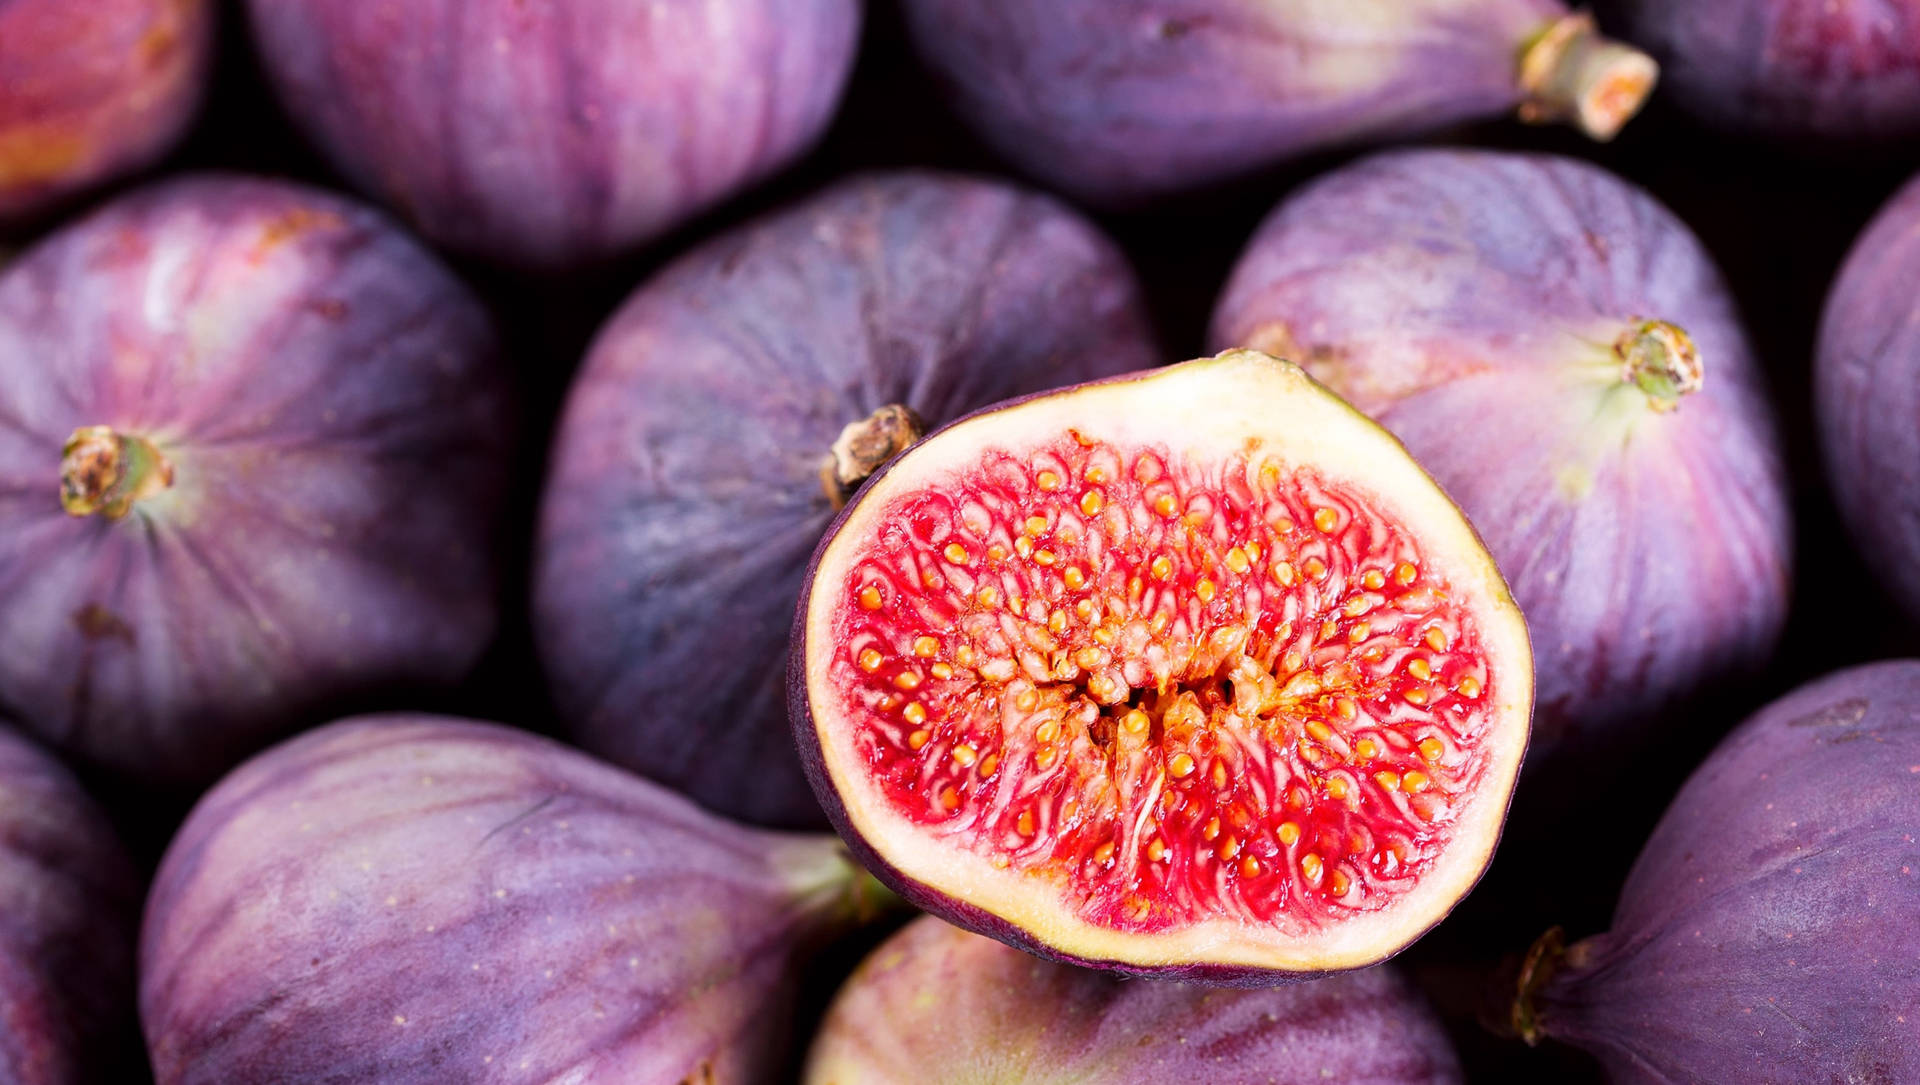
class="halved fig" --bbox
[791,350,1532,980]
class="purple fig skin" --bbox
[533,171,1159,828]
[0,175,513,786]
[807,915,1463,1085]
[1211,148,1792,763]
[0,723,140,1085]
[0,0,214,226]
[1818,172,1920,625]
[245,0,861,270]
[898,0,1656,206]
[1517,660,1920,1083]
[139,714,889,1085]
[1613,0,1920,142]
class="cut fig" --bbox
[791,350,1531,979]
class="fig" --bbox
[1211,148,1792,762]
[0,0,214,225]
[140,714,891,1085]
[0,175,512,785]
[807,914,1463,1084]
[897,0,1656,205]
[1819,172,1920,625]
[534,171,1159,828]
[0,722,139,1085]
[1510,660,1920,1082]
[791,350,1532,981]
[245,0,862,269]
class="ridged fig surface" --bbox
[0,0,213,225]
[140,714,884,1085]
[1818,172,1920,625]
[807,915,1463,1085]
[0,176,512,785]
[246,0,861,269]
[899,0,1656,205]
[1517,661,1920,1082]
[534,172,1159,827]
[1212,149,1791,761]
[0,723,139,1085]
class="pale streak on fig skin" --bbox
[0,723,140,1085]
[897,0,1654,205]
[140,715,889,1085]
[245,0,861,269]
[806,915,1463,1085]
[1211,148,1792,764]
[534,172,1159,828]
[1818,171,1920,625]
[1513,661,1920,1083]
[0,175,513,785]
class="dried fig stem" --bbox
[60,425,175,519]
[821,404,925,509]
[1519,12,1659,141]
[1510,926,1567,1046]
[1616,320,1703,412]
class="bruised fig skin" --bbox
[140,714,889,1085]
[806,915,1463,1085]
[534,172,1159,828]
[792,350,1532,982]
[0,723,139,1085]
[1513,661,1920,1083]
[0,176,512,785]
[1818,173,1920,625]
[1212,149,1792,763]
[898,0,1656,205]
[0,0,214,226]
[246,0,861,269]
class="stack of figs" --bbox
[2,0,1917,1081]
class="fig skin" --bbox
[898,0,1655,205]
[0,0,214,226]
[0,723,140,1085]
[1212,148,1792,763]
[806,915,1463,1085]
[245,0,861,270]
[1515,660,1920,1082]
[1818,172,1920,625]
[0,175,513,786]
[533,171,1159,828]
[139,714,889,1085]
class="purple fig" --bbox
[897,0,1657,205]
[1819,171,1920,625]
[1510,660,1920,1082]
[0,0,214,225]
[245,0,862,269]
[1211,148,1792,764]
[0,175,513,785]
[139,714,891,1085]
[807,915,1463,1084]
[0,723,139,1085]
[533,171,1160,828]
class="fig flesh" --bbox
[792,350,1532,981]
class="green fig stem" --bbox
[846,868,907,925]
[1518,12,1659,141]
[821,404,925,510]
[60,425,175,519]
[1511,926,1567,1046]
[1615,320,1703,412]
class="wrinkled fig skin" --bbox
[0,723,140,1085]
[534,172,1159,827]
[0,0,213,225]
[1818,173,1920,625]
[807,916,1463,1085]
[1212,149,1792,761]
[1522,661,1920,1083]
[246,0,861,270]
[141,715,880,1085]
[0,176,512,785]
[1613,0,1920,141]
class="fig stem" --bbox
[1510,926,1573,1047]
[1615,320,1703,412]
[1518,12,1658,141]
[847,869,907,925]
[821,404,925,510]
[59,425,175,519]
